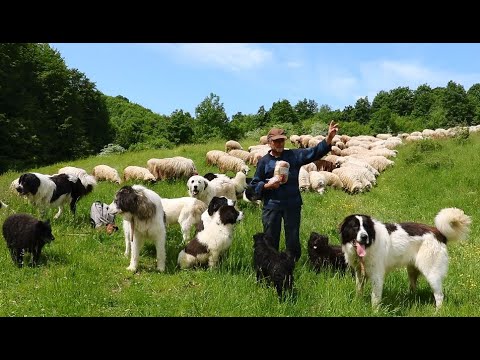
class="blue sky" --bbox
[49,43,480,118]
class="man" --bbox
[249,121,339,261]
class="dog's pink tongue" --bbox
[356,243,366,257]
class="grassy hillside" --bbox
[0,135,479,317]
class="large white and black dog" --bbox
[177,204,243,269]
[108,185,167,272]
[16,172,95,219]
[339,207,471,310]
[196,196,235,233]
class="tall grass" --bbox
[0,136,479,317]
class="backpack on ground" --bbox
[90,201,116,228]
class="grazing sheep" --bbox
[225,140,243,152]
[376,133,392,140]
[300,163,317,173]
[206,150,229,166]
[298,166,311,192]
[307,138,321,148]
[259,135,268,145]
[92,164,122,184]
[332,167,365,194]
[300,135,313,148]
[405,135,424,142]
[336,157,379,177]
[316,171,343,189]
[322,154,341,165]
[228,149,251,162]
[308,171,326,194]
[290,134,300,147]
[58,166,97,190]
[123,166,156,183]
[147,157,197,180]
[248,144,270,153]
[339,163,376,188]
[58,166,88,178]
[216,155,250,175]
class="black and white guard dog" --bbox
[339,208,471,310]
[16,172,95,219]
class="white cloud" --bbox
[152,43,272,72]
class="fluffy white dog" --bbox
[339,207,471,310]
[187,175,237,205]
[108,185,167,272]
[178,204,243,269]
[160,197,207,243]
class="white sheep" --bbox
[348,154,394,173]
[332,167,365,194]
[290,135,300,147]
[298,166,311,192]
[316,171,343,189]
[259,135,268,145]
[216,154,249,175]
[300,135,313,148]
[376,133,392,140]
[92,164,122,184]
[148,157,197,180]
[308,171,326,194]
[206,150,229,166]
[58,166,97,189]
[248,144,270,153]
[339,163,376,188]
[123,166,156,183]
[228,149,251,162]
[225,140,243,152]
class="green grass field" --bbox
[0,134,479,317]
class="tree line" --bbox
[1,43,480,174]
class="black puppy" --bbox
[2,213,55,267]
[253,232,295,299]
[307,232,347,273]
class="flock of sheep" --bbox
[11,124,480,205]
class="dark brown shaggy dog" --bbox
[253,232,295,299]
[2,213,55,267]
[307,232,347,273]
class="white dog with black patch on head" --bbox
[339,207,471,310]
[108,185,167,272]
[178,203,243,269]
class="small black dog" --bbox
[2,213,55,267]
[253,232,295,299]
[307,232,347,273]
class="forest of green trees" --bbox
[1,43,480,174]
